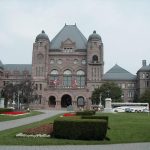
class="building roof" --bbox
[4,64,32,74]
[35,30,49,42]
[88,30,101,41]
[138,65,150,72]
[0,60,4,69]
[51,24,87,50]
[103,64,136,81]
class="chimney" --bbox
[142,60,146,66]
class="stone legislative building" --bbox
[0,24,150,109]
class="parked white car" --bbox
[113,107,129,112]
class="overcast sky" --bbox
[0,0,150,74]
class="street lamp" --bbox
[18,91,22,110]
[99,93,102,106]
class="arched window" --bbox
[50,69,58,81]
[63,70,72,87]
[77,70,85,88]
[77,96,85,107]
[92,55,98,63]
[51,70,58,75]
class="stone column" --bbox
[104,98,113,112]
[55,101,61,109]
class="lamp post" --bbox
[18,91,21,110]
[99,93,102,106]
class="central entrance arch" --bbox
[61,94,72,108]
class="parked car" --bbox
[142,109,150,112]
[125,107,132,112]
[113,107,128,112]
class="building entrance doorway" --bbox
[48,96,56,107]
[61,94,72,108]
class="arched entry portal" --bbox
[61,94,72,108]
[48,96,56,107]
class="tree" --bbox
[1,83,16,108]
[140,89,150,104]
[18,79,36,106]
[91,82,122,106]
[2,79,36,108]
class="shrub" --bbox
[53,117,107,140]
[81,115,109,129]
[76,110,96,116]
[81,115,108,123]
[0,108,14,113]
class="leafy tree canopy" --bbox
[91,82,122,105]
[140,89,150,104]
[1,79,37,108]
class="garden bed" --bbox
[0,111,29,116]
[16,123,53,138]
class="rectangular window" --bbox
[127,84,131,88]
[35,84,38,90]
[77,76,85,88]
[145,81,149,87]
[146,73,149,78]
[36,67,44,76]
[142,73,145,79]
[40,84,42,90]
[63,75,71,87]
[39,95,42,104]
[128,91,134,98]
[122,83,126,89]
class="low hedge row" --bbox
[0,108,13,113]
[81,115,108,123]
[76,110,96,116]
[81,115,109,129]
[52,117,107,140]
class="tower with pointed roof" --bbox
[86,31,104,92]
[32,30,50,102]
[137,60,150,97]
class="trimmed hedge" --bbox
[81,115,108,123]
[0,108,13,113]
[76,110,96,116]
[81,115,109,129]
[53,117,107,140]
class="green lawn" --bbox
[0,112,150,145]
[0,111,43,122]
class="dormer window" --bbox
[61,38,75,52]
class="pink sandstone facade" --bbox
[0,24,150,110]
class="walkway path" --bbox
[0,110,149,150]
[0,110,65,131]
[0,143,150,150]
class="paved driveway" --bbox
[0,110,65,131]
